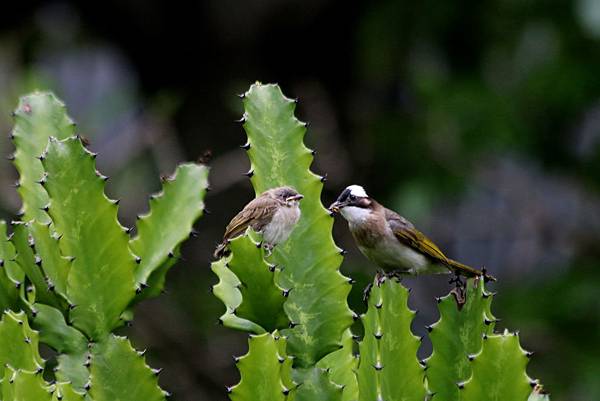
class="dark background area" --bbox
[1,1,599,399]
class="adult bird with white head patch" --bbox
[329,185,495,282]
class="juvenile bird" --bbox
[329,185,495,282]
[214,186,303,258]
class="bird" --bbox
[214,186,304,258]
[329,185,495,283]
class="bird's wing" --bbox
[223,196,279,241]
[385,208,450,265]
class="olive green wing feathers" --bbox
[385,209,450,264]
[385,208,495,279]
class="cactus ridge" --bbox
[41,136,137,340]
[426,278,495,400]
[130,162,209,301]
[0,221,21,311]
[212,230,289,333]
[357,277,426,401]
[11,92,75,225]
[229,332,296,401]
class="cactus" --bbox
[213,83,551,401]
[228,332,295,401]
[357,277,426,401]
[426,279,496,400]
[0,92,209,400]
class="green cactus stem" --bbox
[89,334,166,401]
[462,330,533,401]
[0,221,20,311]
[131,163,208,300]
[317,329,359,401]
[229,332,295,401]
[0,311,44,380]
[357,277,426,401]
[41,137,136,340]
[11,92,75,224]
[426,278,496,400]
[212,231,289,333]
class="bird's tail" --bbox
[447,259,496,282]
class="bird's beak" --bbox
[286,194,304,202]
[328,201,345,214]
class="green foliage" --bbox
[214,83,550,401]
[212,231,288,333]
[462,331,533,400]
[0,222,20,311]
[229,333,295,401]
[89,335,166,401]
[426,279,495,400]
[357,277,426,401]
[0,91,209,400]
[130,163,208,300]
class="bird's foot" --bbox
[386,270,404,283]
[448,271,467,308]
[374,269,387,286]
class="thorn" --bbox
[282,288,291,297]
[347,277,355,284]
[240,141,251,150]
[135,256,141,264]
[137,349,147,357]
[457,382,465,389]
[14,180,20,188]
[320,174,328,183]
[244,169,254,178]
[288,322,298,328]
[468,354,475,361]
[282,387,290,396]
[374,331,383,340]
[112,199,120,205]
[375,301,382,309]
[373,363,383,371]
[6,154,15,161]
[168,251,175,258]
[233,355,240,363]
[425,325,433,333]
[339,249,348,256]
[237,93,245,98]
[84,382,91,391]
[235,115,246,123]
[152,368,163,376]
[226,386,233,394]
[526,351,534,358]
[311,149,317,156]
[352,311,359,321]
[125,227,134,234]
[35,256,42,266]
[484,318,492,325]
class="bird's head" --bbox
[329,185,373,223]
[266,186,304,206]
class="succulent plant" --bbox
[0,92,209,400]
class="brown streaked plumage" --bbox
[214,186,303,258]
[329,185,495,281]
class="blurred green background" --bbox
[0,1,599,399]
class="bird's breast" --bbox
[262,204,301,245]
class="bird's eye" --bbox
[349,195,356,201]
